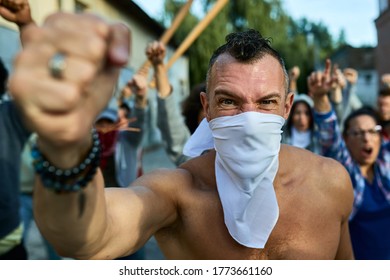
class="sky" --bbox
[132,0,379,47]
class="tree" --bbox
[161,0,337,92]
[336,29,348,48]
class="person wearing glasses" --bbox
[309,60,390,260]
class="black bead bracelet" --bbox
[31,130,101,193]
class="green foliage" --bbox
[161,0,338,92]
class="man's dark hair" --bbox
[378,87,390,97]
[343,106,380,136]
[0,58,8,96]
[182,82,206,134]
[119,102,131,116]
[206,29,289,94]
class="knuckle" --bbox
[44,12,68,25]
[85,36,107,63]
[77,63,97,85]
[8,71,25,98]
[20,24,43,45]
[61,84,80,108]
[12,50,35,69]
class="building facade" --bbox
[375,0,390,83]
[331,46,378,107]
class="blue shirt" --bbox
[0,101,30,239]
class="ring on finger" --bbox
[48,53,66,79]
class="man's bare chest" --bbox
[156,190,340,260]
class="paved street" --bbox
[26,144,175,260]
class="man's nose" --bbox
[240,103,257,113]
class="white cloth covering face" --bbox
[183,112,285,248]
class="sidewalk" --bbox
[26,144,175,260]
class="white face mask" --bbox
[184,112,285,248]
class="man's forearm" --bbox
[33,132,108,258]
[34,169,108,259]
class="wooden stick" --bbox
[166,0,229,70]
[160,0,194,44]
[137,0,194,75]
[118,1,194,103]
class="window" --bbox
[365,74,372,85]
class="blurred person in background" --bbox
[282,93,320,153]
[310,60,390,260]
[0,0,33,260]
[146,41,206,166]
[377,74,390,141]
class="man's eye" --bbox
[261,100,276,105]
[221,99,234,105]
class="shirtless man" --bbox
[10,13,354,260]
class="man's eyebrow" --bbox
[214,89,238,98]
[259,93,282,100]
[213,91,283,100]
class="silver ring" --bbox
[48,53,66,79]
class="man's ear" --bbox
[200,91,210,121]
[283,92,294,119]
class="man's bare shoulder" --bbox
[130,151,215,195]
[279,144,354,217]
[131,167,194,192]
[280,144,347,176]
[178,151,217,190]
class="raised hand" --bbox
[288,66,300,81]
[288,66,300,93]
[343,68,358,85]
[0,0,33,27]
[120,42,156,104]
[145,41,166,66]
[381,73,390,88]
[145,41,171,98]
[331,64,346,90]
[328,64,346,104]
[307,59,332,98]
[9,12,130,167]
[307,59,333,112]
[125,74,148,108]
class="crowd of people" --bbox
[1,0,390,261]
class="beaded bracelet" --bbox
[31,130,101,193]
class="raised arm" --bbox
[146,41,171,98]
[119,74,147,145]
[343,68,362,112]
[9,13,177,259]
[0,0,35,42]
[288,65,300,94]
[309,60,354,168]
[382,73,390,89]
[146,41,191,165]
[308,59,333,114]
[329,64,346,122]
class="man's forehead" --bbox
[350,115,377,126]
[209,53,284,87]
[214,53,239,64]
[212,53,281,72]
